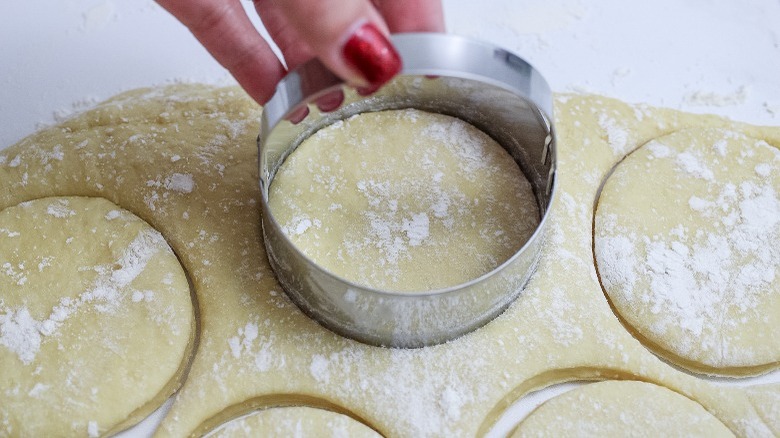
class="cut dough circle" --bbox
[513,380,734,437]
[206,407,380,437]
[0,197,195,436]
[268,109,539,292]
[594,128,780,375]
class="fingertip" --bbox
[341,22,402,88]
[157,0,286,105]
[275,0,401,89]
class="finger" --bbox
[373,0,445,33]
[275,0,401,88]
[253,0,314,71]
[157,0,285,104]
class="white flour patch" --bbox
[46,200,76,218]
[104,210,121,221]
[0,230,164,365]
[676,151,715,181]
[147,173,195,194]
[683,86,749,107]
[598,113,630,156]
[402,213,430,247]
[164,173,194,193]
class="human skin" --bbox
[156,0,445,104]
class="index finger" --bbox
[157,0,286,104]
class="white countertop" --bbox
[2,0,779,149]
[2,0,779,436]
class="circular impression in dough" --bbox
[594,128,780,375]
[513,380,733,436]
[0,197,195,436]
[206,407,380,437]
[268,108,540,292]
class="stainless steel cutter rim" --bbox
[259,33,557,346]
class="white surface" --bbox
[2,0,779,149]
[2,0,779,436]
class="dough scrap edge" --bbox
[192,394,382,437]
[591,128,780,377]
[0,195,200,436]
[477,363,774,437]
[510,379,735,437]
[107,227,202,436]
[205,406,381,437]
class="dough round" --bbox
[0,197,194,436]
[206,407,380,437]
[268,109,540,292]
[513,380,733,437]
[594,128,780,374]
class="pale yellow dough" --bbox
[513,380,733,437]
[595,129,780,375]
[207,407,380,438]
[269,109,539,291]
[0,197,194,436]
[1,85,779,437]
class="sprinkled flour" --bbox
[0,228,164,365]
[46,199,76,218]
[598,113,630,156]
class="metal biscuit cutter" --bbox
[259,33,557,348]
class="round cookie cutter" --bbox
[259,33,556,348]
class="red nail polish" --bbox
[342,23,401,87]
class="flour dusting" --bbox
[0,229,164,365]
[46,199,76,218]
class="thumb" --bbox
[273,0,401,89]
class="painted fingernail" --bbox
[285,105,309,124]
[342,23,401,87]
[315,89,345,112]
[357,84,380,96]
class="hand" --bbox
[157,0,445,104]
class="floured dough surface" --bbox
[1,85,779,437]
[513,380,734,437]
[595,128,780,375]
[206,407,380,437]
[269,108,539,291]
[0,197,194,436]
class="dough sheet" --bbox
[0,85,778,436]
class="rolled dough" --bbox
[0,86,778,437]
[0,197,194,436]
[268,108,539,292]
